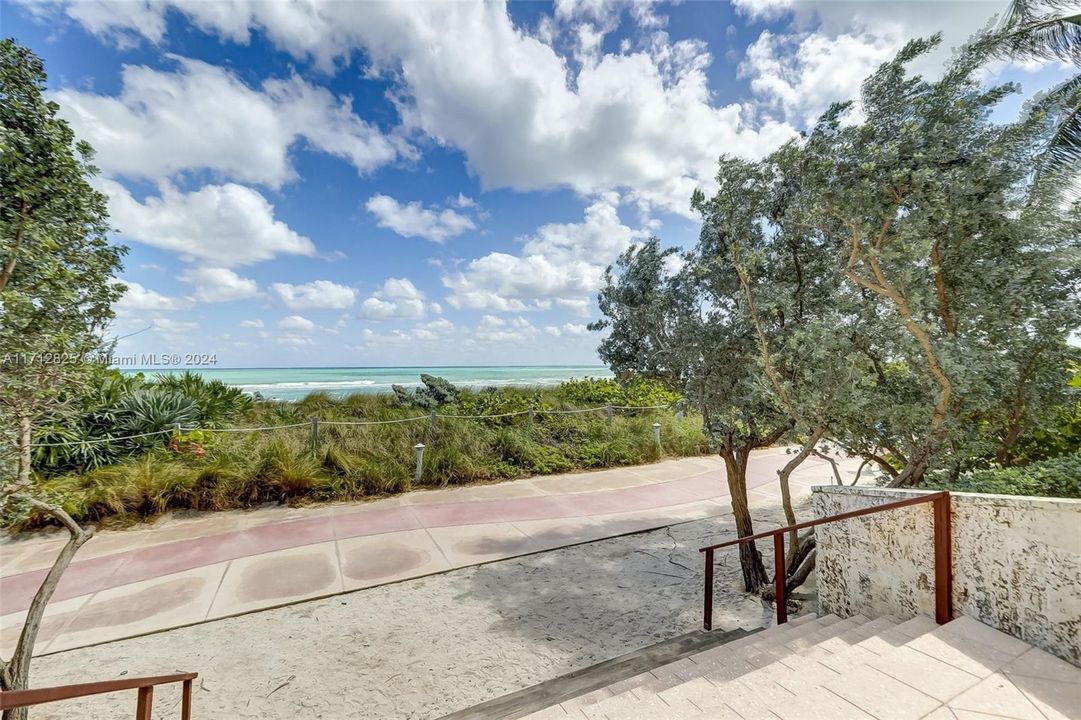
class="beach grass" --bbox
[22,383,709,528]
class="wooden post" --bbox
[773,533,788,625]
[703,548,714,631]
[181,679,193,720]
[429,410,437,436]
[135,686,153,720]
[605,404,613,424]
[414,443,425,484]
[527,406,534,429]
[933,492,953,624]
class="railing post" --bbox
[310,416,319,448]
[605,404,613,424]
[773,533,788,625]
[414,443,425,484]
[429,410,437,436]
[181,678,193,720]
[135,686,153,720]
[703,548,714,631]
[527,406,534,429]
[933,492,953,624]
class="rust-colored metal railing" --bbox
[0,671,197,719]
[699,491,952,630]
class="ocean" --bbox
[129,366,612,402]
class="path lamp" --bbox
[414,443,426,484]
[653,422,662,446]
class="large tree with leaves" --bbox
[0,38,126,715]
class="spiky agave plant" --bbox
[119,389,199,441]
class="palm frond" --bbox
[992,0,1081,64]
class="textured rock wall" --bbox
[813,486,1081,665]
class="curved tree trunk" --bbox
[722,448,769,592]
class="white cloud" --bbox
[44,1,796,214]
[357,277,428,320]
[730,0,795,21]
[101,180,315,267]
[240,319,264,328]
[271,280,358,309]
[365,194,475,243]
[180,267,260,302]
[150,317,199,340]
[278,315,316,336]
[53,56,409,186]
[544,323,590,337]
[114,281,194,313]
[740,27,901,126]
[474,315,540,344]
[443,194,639,313]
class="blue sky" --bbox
[4,0,1073,368]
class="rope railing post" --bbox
[676,401,685,420]
[703,547,714,631]
[429,410,437,436]
[310,416,319,449]
[933,492,953,624]
[527,406,534,429]
[773,532,787,625]
[605,404,613,424]
[414,443,425,484]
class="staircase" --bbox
[518,614,1081,720]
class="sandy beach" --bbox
[21,501,800,719]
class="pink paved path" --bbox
[0,451,848,655]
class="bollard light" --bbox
[414,443,425,484]
[653,422,661,445]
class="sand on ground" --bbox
[22,502,804,719]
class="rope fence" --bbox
[27,403,685,449]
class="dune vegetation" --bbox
[14,371,709,528]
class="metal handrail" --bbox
[0,671,197,719]
[699,491,952,630]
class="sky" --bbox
[3,0,1074,368]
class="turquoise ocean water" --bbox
[129,366,612,402]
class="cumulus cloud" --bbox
[730,0,795,21]
[358,277,428,320]
[271,280,358,309]
[240,319,265,328]
[277,315,316,344]
[113,280,194,313]
[180,267,260,302]
[740,27,901,126]
[544,323,590,337]
[42,1,796,214]
[443,194,640,313]
[100,179,315,267]
[365,194,476,243]
[53,56,409,186]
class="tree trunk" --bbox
[16,413,31,489]
[776,427,825,573]
[0,500,93,720]
[721,448,769,592]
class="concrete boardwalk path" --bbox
[0,449,854,656]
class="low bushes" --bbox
[927,452,1081,499]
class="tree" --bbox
[595,239,791,592]
[798,35,1080,486]
[0,38,126,717]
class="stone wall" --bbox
[813,486,1081,665]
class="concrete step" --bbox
[519,614,1081,720]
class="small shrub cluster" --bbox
[926,452,1081,499]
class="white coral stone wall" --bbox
[813,486,1081,666]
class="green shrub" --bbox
[927,452,1081,498]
